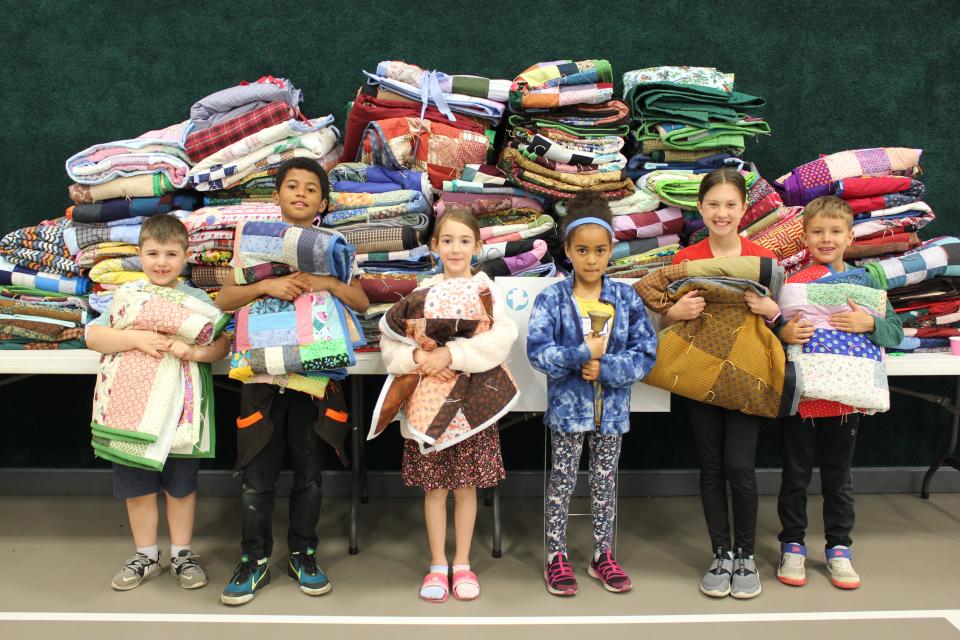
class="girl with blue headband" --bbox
[527,192,658,596]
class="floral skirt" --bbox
[400,426,505,491]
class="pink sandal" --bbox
[451,569,480,601]
[419,571,449,603]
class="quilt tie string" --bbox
[412,70,455,161]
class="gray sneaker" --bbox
[700,547,733,597]
[730,548,762,599]
[111,552,161,591]
[170,550,208,589]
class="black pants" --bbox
[241,388,324,559]
[687,399,760,555]
[777,413,858,549]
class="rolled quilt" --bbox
[376,60,511,102]
[232,220,355,285]
[67,192,201,224]
[612,207,684,241]
[634,256,797,418]
[0,257,89,295]
[369,275,519,453]
[69,173,176,204]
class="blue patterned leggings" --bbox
[545,430,622,557]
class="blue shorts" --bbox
[112,458,201,499]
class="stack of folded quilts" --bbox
[187,115,341,193]
[0,285,89,349]
[434,178,560,279]
[499,59,635,202]
[326,163,436,339]
[182,202,286,297]
[622,66,768,167]
[67,121,194,204]
[189,76,303,131]
[352,60,504,189]
[863,237,960,353]
[622,66,770,249]
[768,148,927,274]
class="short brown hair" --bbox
[802,196,854,230]
[139,214,189,249]
[561,191,613,246]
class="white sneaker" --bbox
[826,546,861,589]
[776,542,807,586]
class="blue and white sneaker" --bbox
[289,548,332,596]
[777,542,807,586]
[220,555,271,605]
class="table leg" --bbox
[491,484,502,559]
[349,376,362,555]
[921,377,960,499]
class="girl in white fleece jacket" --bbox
[380,210,518,603]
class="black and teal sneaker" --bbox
[220,555,271,606]
[288,548,332,596]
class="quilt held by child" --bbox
[634,256,798,418]
[90,281,227,470]
[369,277,520,454]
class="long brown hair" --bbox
[697,167,747,203]
[432,209,482,275]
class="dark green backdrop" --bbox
[1,0,958,471]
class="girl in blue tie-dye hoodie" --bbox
[526,193,657,597]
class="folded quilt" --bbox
[189,264,233,290]
[0,296,85,343]
[865,237,960,290]
[513,130,625,166]
[91,281,225,470]
[67,192,201,224]
[229,290,364,387]
[89,256,190,285]
[509,59,613,111]
[340,225,424,254]
[741,174,784,230]
[624,79,765,129]
[64,220,147,255]
[612,207,684,241]
[69,173,176,204]
[435,191,543,219]
[623,66,735,96]
[376,60,511,102]
[778,268,889,416]
[340,89,488,164]
[190,76,302,130]
[322,190,430,226]
[363,70,506,125]
[0,218,77,276]
[75,242,139,269]
[0,257,89,295]
[774,148,922,206]
[833,176,926,213]
[66,121,193,187]
[851,202,934,240]
[188,117,339,191]
[845,232,920,260]
[359,116,491,189]
[611,236,679,261]
[479,214,555,243]
[185,101,297,162]
[748,207,806,260]
[507,99,631,138]
[477,241,552,278]
[370,276,519,453]
[358,272,430,303]
[635,256,795,417]
[232,220,354,285]
[498,147,635,201]
[329,163,432,199]
[182,203,284,234]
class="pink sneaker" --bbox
[588,550,632,593]
[545,553,578,596]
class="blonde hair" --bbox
[802,196,854,230]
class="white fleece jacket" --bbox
[379,272,518,375]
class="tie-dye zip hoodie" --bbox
[526,275,658,434]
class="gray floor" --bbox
[1,493,959,639]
